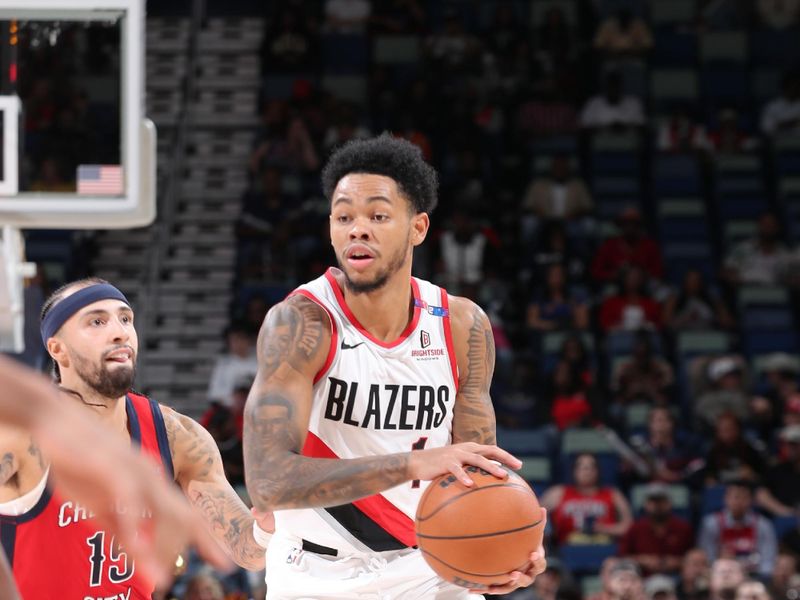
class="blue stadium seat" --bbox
[321,35,369,73]
[752,69,783,105]
[530,136,578,155]
[742,330,799,357]
[776,153,800,177]
[261,75,299,99]
[373,35,421,65]
[676,331,733,358]
[560,544,618,574]
[593,177,641,197]
[700,68,749,102]
[700,32,748,64]
[658,198,707,242]
[653,31,697,66]
[654,154,701,195]
[752,29,800,66]
[716,196,769,220]
[651,0,695,26]
[496,427,554,456]
[662,242,715,284]
[594,0,645,16]
[773,516,799,538]
[595,198,640,220]
[592,152,640,176]
[741,308,794,330]
[518,456,553,491]
[702,485,726,515]
[606,330,663,356]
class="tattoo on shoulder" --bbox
[27,440,45,472]
[0,452,17,486]
[454,303,497,445]
[259,298,325,378]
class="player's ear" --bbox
[411,212,429,247]
[47,338,69,369]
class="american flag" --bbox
[76,165,124,195]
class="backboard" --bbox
[0,0,155,229]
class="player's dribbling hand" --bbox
[408,442,522,487]
[469,509,548,595]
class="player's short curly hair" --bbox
[321,133,438,214]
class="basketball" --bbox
[415,466,545,590]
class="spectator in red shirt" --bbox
[592,207,664,283]
[619,482,695,576]
[541,453,633,546]
[599,266,662,332]
[546,360,598,430]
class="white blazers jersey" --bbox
[276,267,459,553]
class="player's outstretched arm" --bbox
[0,355,231,587]
[243,296,519,512]
[162,407,271,570]
[449,296,498,445]
[0,546,20,600]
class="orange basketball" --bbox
[415,466,545,590]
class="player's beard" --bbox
[338,238,409,295]
[72,348,136,400]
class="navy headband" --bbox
[40,284,131,346]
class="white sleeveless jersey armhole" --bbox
[0,468,49,516]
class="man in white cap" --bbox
[619,482,694,576]
[645,575,677,600]
[695,357,749,430]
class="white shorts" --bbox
[265,532,485,600]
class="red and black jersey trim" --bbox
[302,432,416,551]
[126,392,174,480]
[323,503,410,552]
[0,486,52,565]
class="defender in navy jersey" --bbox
[0,278,272,599]
[243,135,547,599]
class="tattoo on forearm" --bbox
[244,392,410,510]
[453,304,497,445]
[164,409,264,570]
[187,481,264,569]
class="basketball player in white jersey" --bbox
[243,134,546,599]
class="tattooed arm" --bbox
[163,407,267,570]
[449,296,497,445]
[0,423,45,501]
[243,296,517,511]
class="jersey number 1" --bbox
[87,531,134,587]
[411,437,428,488]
